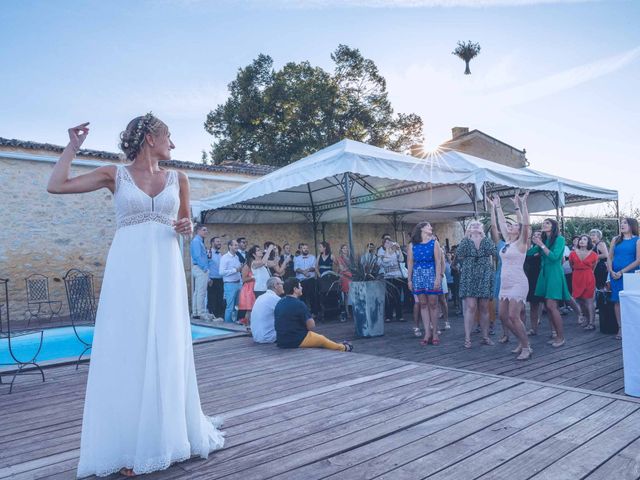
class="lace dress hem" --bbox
[77,417,225,478]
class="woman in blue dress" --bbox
[407,222,443,345]
[608,217,640,339]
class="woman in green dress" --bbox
[529,218,571,347]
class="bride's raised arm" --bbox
[47,123,116,194]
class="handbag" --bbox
[397,255,409,279]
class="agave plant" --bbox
[452,40,481,75]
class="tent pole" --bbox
[615,200,620,232]
[472,185,478,219]
[343,173,356,267]
[560,206,565,235]
[555,192,560,225]
[307,183,319,255]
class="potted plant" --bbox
[349,249,386,337]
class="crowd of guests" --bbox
[189,233,355,352]
[189,199,640,359]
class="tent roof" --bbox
[194,139,617,225]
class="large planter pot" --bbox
[349,280,385,337]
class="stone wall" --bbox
[0,151,250,321]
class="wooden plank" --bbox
[586,435,640,480]
[184,377,518,478]
[329,389,588,480]
[466,399,638,480]
[272,382,546,480]
[528,409,640,479]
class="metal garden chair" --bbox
[63,269,97,369]
[24,274,62,325]
[0,278,46,394]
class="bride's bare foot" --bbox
[120,467,135,477]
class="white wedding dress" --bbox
[77,165,225,478]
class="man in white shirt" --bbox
[219,239,242,323]
[293,243,319,316]
[250,277,284,343]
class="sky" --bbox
[1,0,638,213]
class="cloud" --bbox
[486,45,640,106]
[268,0,602,8]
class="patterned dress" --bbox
[456,236,495,299]
[411,240,442,295]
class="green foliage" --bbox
[560,218,619,244]
[205,45,424,166]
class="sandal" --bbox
[498,335,509,344]
[432,338,441,346]
[342,341,354,352]
[420,337,433,346]
[527,329,537,336]
[413,327,422,337]
[464,339,472,349]
[516,347,533,361]
[584,323,596,331]
[480,337,495,346]
[577,315,587,326]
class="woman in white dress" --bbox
[47,115,225,478]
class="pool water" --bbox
[0,324,231,365]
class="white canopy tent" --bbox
[193,139,617,254]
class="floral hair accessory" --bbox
[130,112,154,149]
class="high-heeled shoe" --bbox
[516,347,533,361]
[512,345,533,355]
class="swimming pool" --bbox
[0,324,233,365]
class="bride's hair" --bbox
[119,113,167,161]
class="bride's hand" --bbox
[173,218,193,236]
[68,122,90,151]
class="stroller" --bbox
[318,271,343,321]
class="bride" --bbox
[47,114,225,478]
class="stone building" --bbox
[1,127,522,319]
[441,127,528,168]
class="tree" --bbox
[205,45,423,166]
[452,40,481,75]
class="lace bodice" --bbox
[114,165,179,229]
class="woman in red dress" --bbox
[569,234,598,330]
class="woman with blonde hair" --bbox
[47,116,224,477]
[491,192,533,360]
[456,219,496,348]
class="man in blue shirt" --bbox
[190,224,210,320]
[207,236,224,319]
[274,278,352,351]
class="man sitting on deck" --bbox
[250,276,283,344]
[274,278,353,351]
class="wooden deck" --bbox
[316,309,626,395]
[1,328,639,480]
